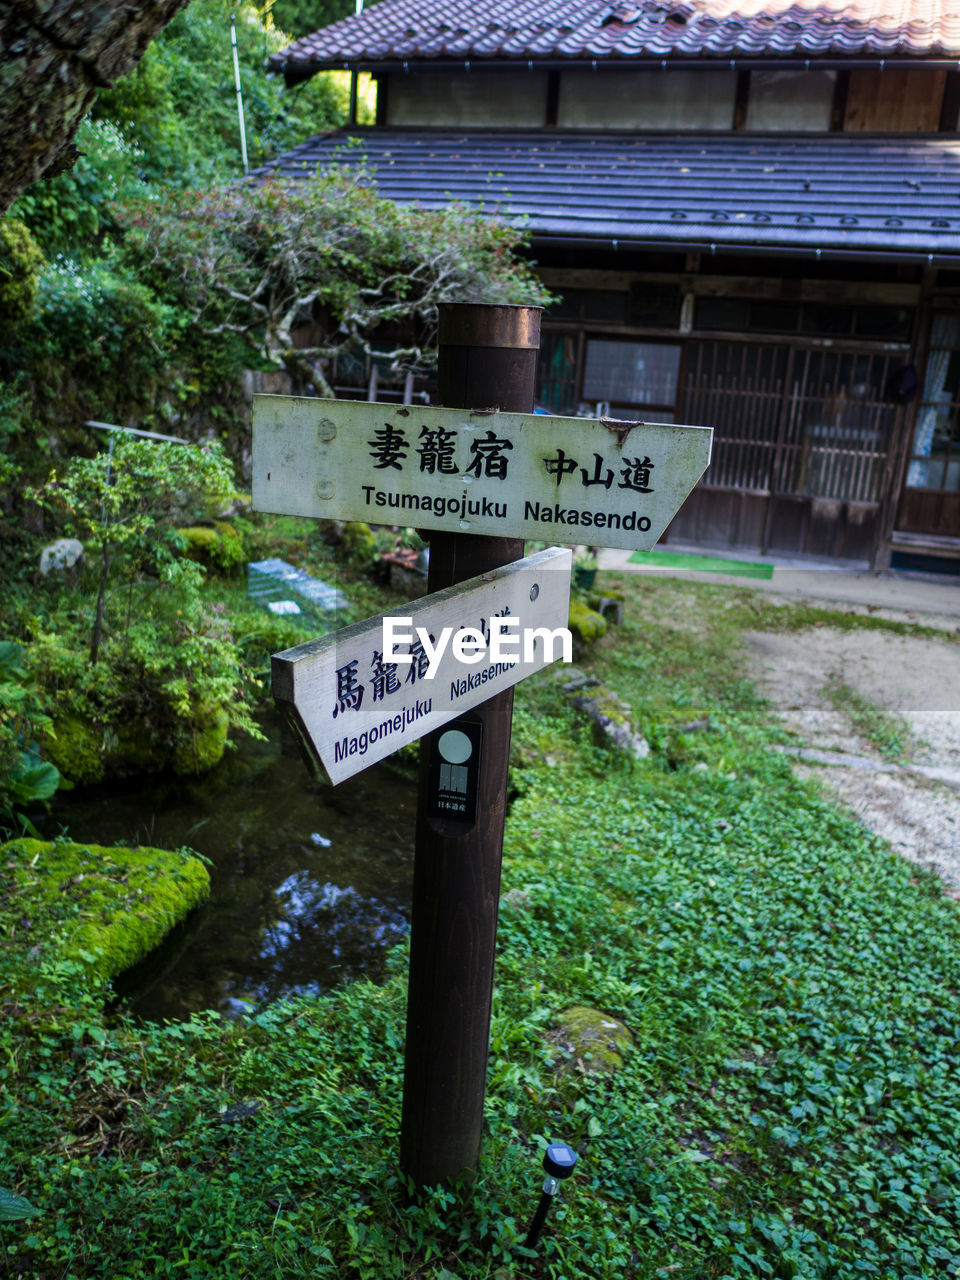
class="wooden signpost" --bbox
[251,302,713,1190]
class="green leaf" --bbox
[0,1189,42,1222]
[10,761,60,803]
[0,641,26,680]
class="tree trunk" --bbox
[90,543,111,665]
[0,0,191,215]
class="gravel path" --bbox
[744,625,960,892]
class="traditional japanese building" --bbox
[263,0,960,571]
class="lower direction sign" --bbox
[272,546,571,785]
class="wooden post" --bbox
[399,303,542,1187]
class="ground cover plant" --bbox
[3,574,960,1278]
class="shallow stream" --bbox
[48,712,416,1022]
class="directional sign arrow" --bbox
[272,547,572,785]
[253,396,712,552]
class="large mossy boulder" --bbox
[171,706,230,774]
[1,838,211,983]
[48,708,232,786]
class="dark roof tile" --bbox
[255,127,960,259]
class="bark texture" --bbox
[0,0,191,214]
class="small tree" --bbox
[117,167,552,395]
[27,435,257,781]
[33,435,235,663]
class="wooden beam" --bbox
[537,266,920,307]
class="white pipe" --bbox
[231,14,249,176]
[85,421,188,445]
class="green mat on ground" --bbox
[627,549,775,579]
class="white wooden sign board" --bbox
[253,396,713,552]
[272,547,571,785]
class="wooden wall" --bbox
[379,67,953,134]
[843,70,947,132]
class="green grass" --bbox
[627,549,774,579]
[3,573,960,1278]
[823,680,915,761]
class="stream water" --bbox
[47,712,416,1022]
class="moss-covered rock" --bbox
[45,716,105,786]
[553,1005,634,1074]
[171,707,230,774]
[179,525,219,560]
[338,521,379,566]
[569,684,650,759]
[52,708,230,786]
[178,522,244,574]
[1,838,210,983]
[568,599,607,658]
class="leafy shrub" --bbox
[25,589,260,783]
[15,257,176,427]
[92,0,345,191]
[0,218,45,328]
[0,642,60,837]
[116,168,553,391]
[8,119,152,257]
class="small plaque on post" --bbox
[427,720,483,824]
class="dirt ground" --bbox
[743,618,960,892]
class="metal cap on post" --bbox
[399,303,542,1188]
[428,303,543,583]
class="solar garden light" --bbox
[522,1142,579,1251]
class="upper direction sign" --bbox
[273,546,572,786]
[252,396,713,552]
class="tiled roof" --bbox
[256,128,960,260]
[270,0,960,74]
